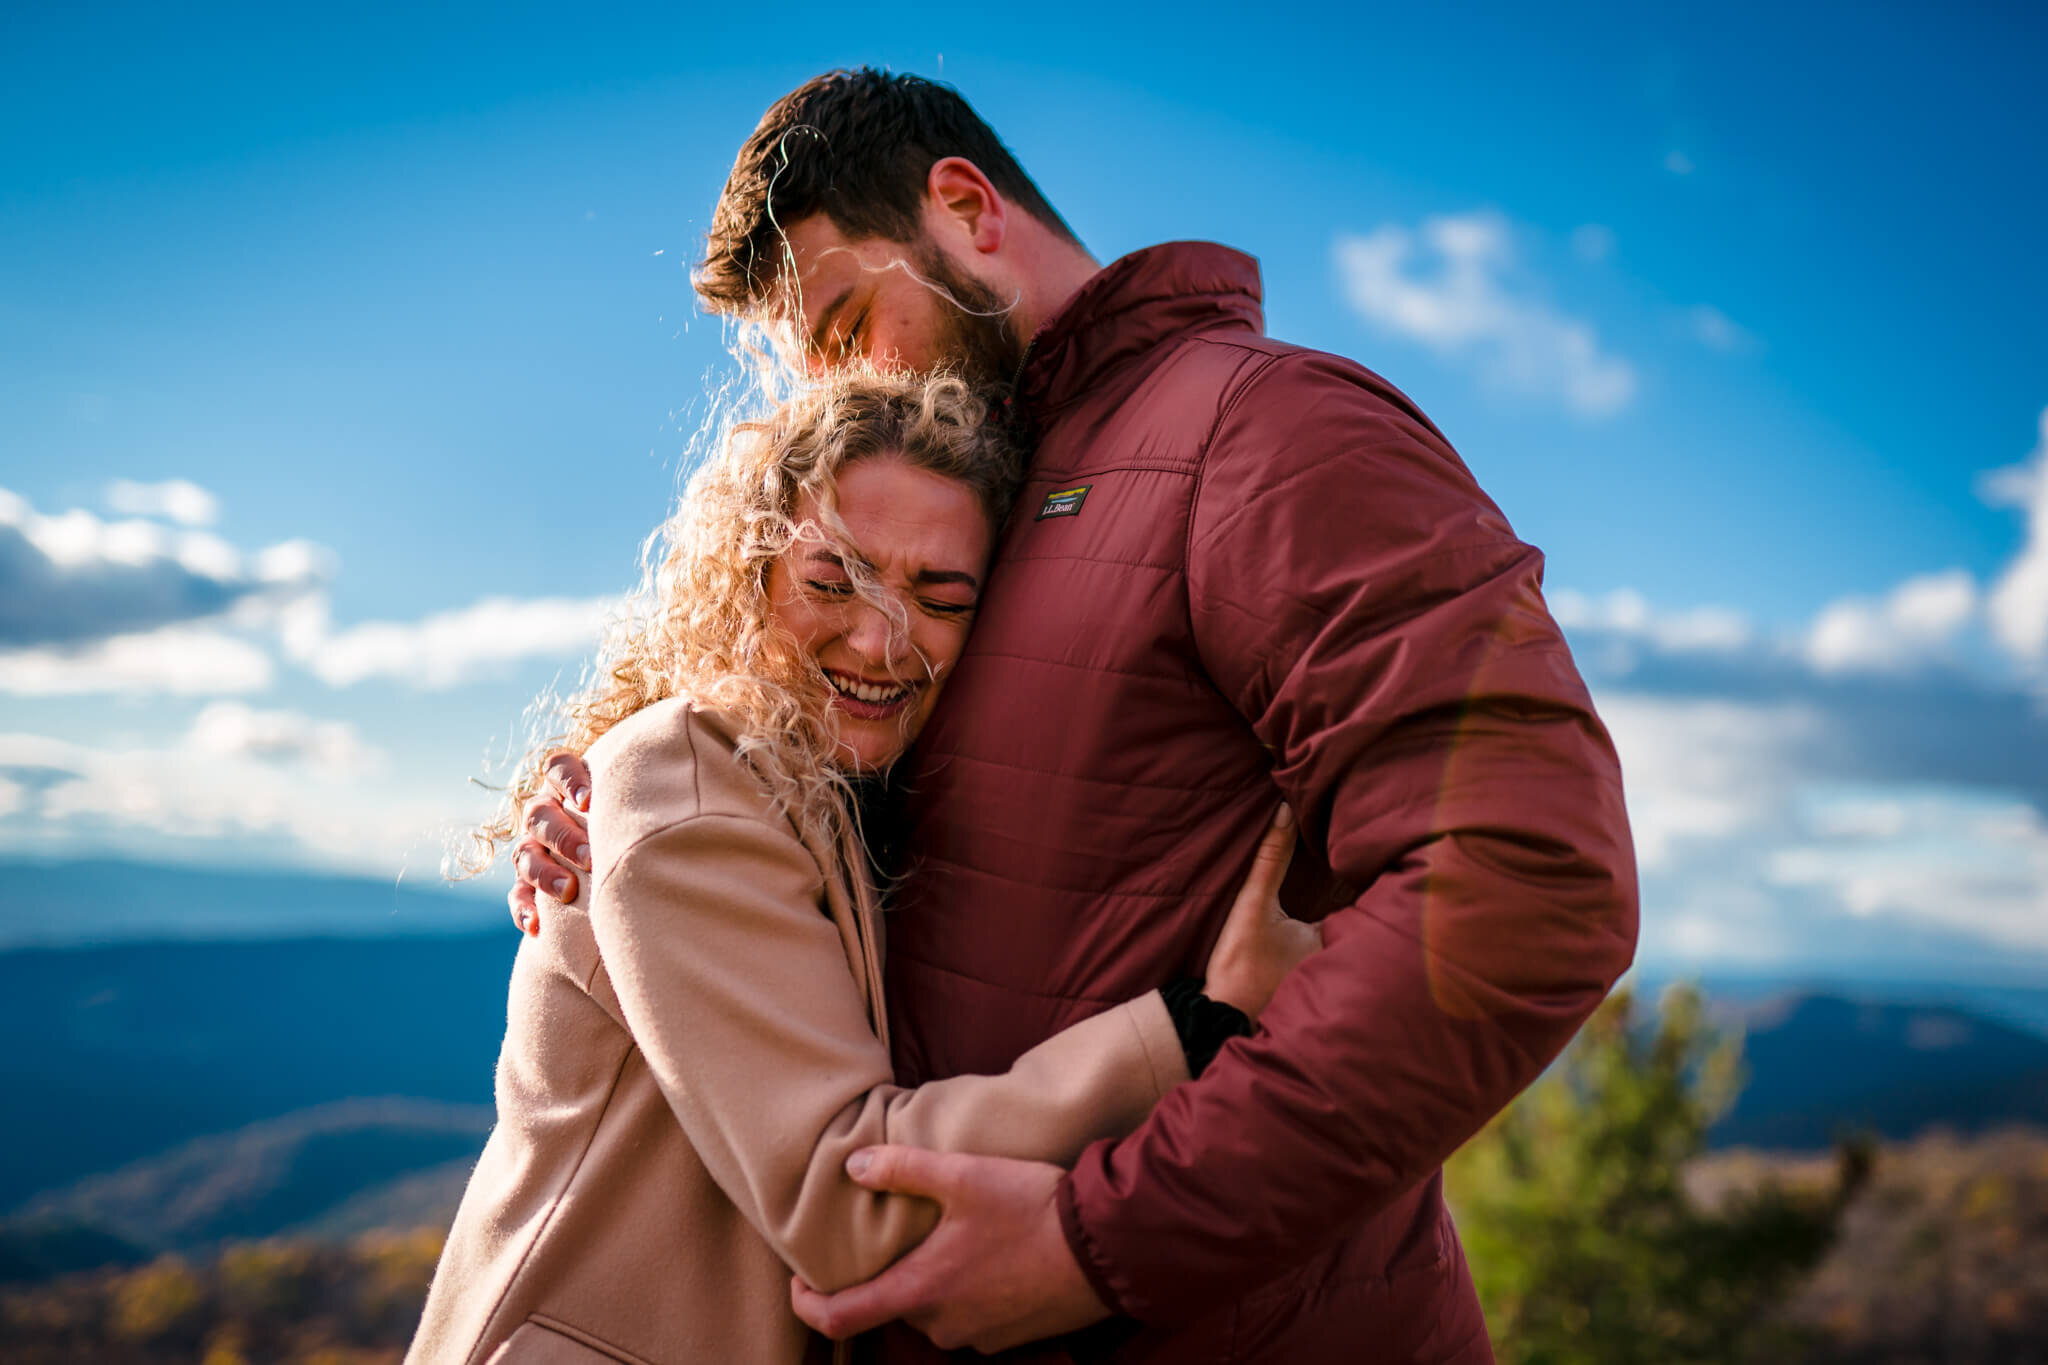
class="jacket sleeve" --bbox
[586,806,1187,1296]
[1057,350,1639,1321]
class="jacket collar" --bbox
[1014,242,1264,418]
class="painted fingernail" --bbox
[552,877,571,898]
[573,786,591,811]
[574,844,590,867]
[846,1150,872,1178]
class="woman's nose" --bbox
[844,601,905,666]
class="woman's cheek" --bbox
[927,622,972,678]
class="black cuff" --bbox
[1160,977,1253,1077]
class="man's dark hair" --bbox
[696,68,1078,317]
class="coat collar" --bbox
[1014,242,1264,418]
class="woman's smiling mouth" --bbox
[825,669,916,719]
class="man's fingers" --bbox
[844,1144,966,1202]
[1236,803,1298,906]
[789,1276,836,1335]
[542,751,593,813]
[514,840,579,902]
[522,800,591,871]
[790,1259,932,1341]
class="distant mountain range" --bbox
[0,1099,488,1282]
[3,866,2047,1286]
[0,932,514,1213]
[1713,993,2048,1148]
[1,858,500,949]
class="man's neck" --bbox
[1009,231,1102,343]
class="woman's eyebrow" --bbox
[914,568,980,591]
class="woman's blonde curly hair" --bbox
[465,365,1021,881]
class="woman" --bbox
[410,370,1314,1365]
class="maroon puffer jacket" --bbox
[879,243,1637,1364]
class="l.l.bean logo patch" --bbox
[1035,484,1091,520]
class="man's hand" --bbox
[508,751,593,937]
[1203,803,1320,1020]
[789,1146,1109,1352]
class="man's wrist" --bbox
[1055,1168,1134,1320]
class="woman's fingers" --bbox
[523,797,591,871]
[515,839,579,903]
[507,882,538,936]
[542,750,593,813]
[503,760,591,942]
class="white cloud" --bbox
[106,478,221,527]
[1984,406,2048,662]
[284,594,618,689]
[184,701,380,775]
[254,539,337,585]
[1596,687,2048,968]
[1804,569,1978,675]
[0,625,274,696]
[1804,797,1910,841]
[0,728,480,876]
[1978,454,2035,509]
[1550,587,1752,654]
[1596,692,1818,871]
[1561,570,1982,684]
[1334,212,1637,418]
[1554,405,2048,970]
[1646,881,1801,970]
[0,485,328,650]
[1767,787,2048,953]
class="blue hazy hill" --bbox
[0,930,514,1213]
[1712,993,2048,1148]
[4,857,2048,1283]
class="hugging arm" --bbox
[1055,353,1641,1321]
[586,801,1185,1296]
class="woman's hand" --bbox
[508,751,593,936]
[1202,804,1321,1022]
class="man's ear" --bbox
[925,157,1007,256]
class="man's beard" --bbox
[915,244,1028,396]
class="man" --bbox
[512,69,1637,1363]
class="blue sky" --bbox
[4,2,2046,976]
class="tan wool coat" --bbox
[407,700,1189,1365]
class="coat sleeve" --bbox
[586,805,1187,1296]
[1056,350,1639,1321]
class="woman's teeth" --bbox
[829,673,909,706]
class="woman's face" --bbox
[766,455,995,771]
